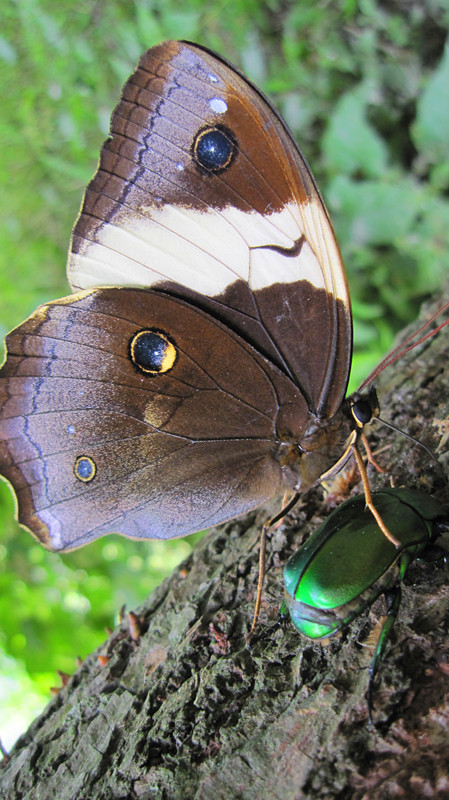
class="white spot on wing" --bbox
[209,97,227,114]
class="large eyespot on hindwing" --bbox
[74,455,97,483]
[129,329,178,375]
[192,125,237,173]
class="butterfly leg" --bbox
[352,444,401,547]
[247,492,301,641]
[247,521,269,642]
[361,431,385,473]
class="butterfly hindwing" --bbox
[0,288,316,549]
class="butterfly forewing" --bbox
[69,41,352,417]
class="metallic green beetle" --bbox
[281,488,447,721]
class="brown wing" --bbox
[0,288,312,551]
[69,40,352,419]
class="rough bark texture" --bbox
[1,295,449,800]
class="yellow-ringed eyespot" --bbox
[129,329,178,375]
[74,455,97,483]
[192,125,237,172]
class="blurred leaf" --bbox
[328,174,422,246]
[323,84,388,177]
[399,196,449,289]
[0,651,50,750]
[413,43,449,168]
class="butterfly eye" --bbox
[350,387,379,428]
[74,455,97,483]
[129,329,178,375]
[351,399,372,427]
[192,125,237,172]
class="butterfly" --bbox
[0,40,379,554]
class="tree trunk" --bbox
[1,294,449,800]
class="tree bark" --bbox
[1,294,449,800]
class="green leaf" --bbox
[413,43,449,167]
[328,174,422,246]
[322,84,388,178]
[400,196,449,291]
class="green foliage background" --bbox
[1,0,449,748]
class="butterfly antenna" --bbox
[358,300,449,391]
[372,415,444,475]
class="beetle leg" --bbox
[367,585,401,724]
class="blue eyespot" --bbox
[193,126,236,172]
[74,455,97,483]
